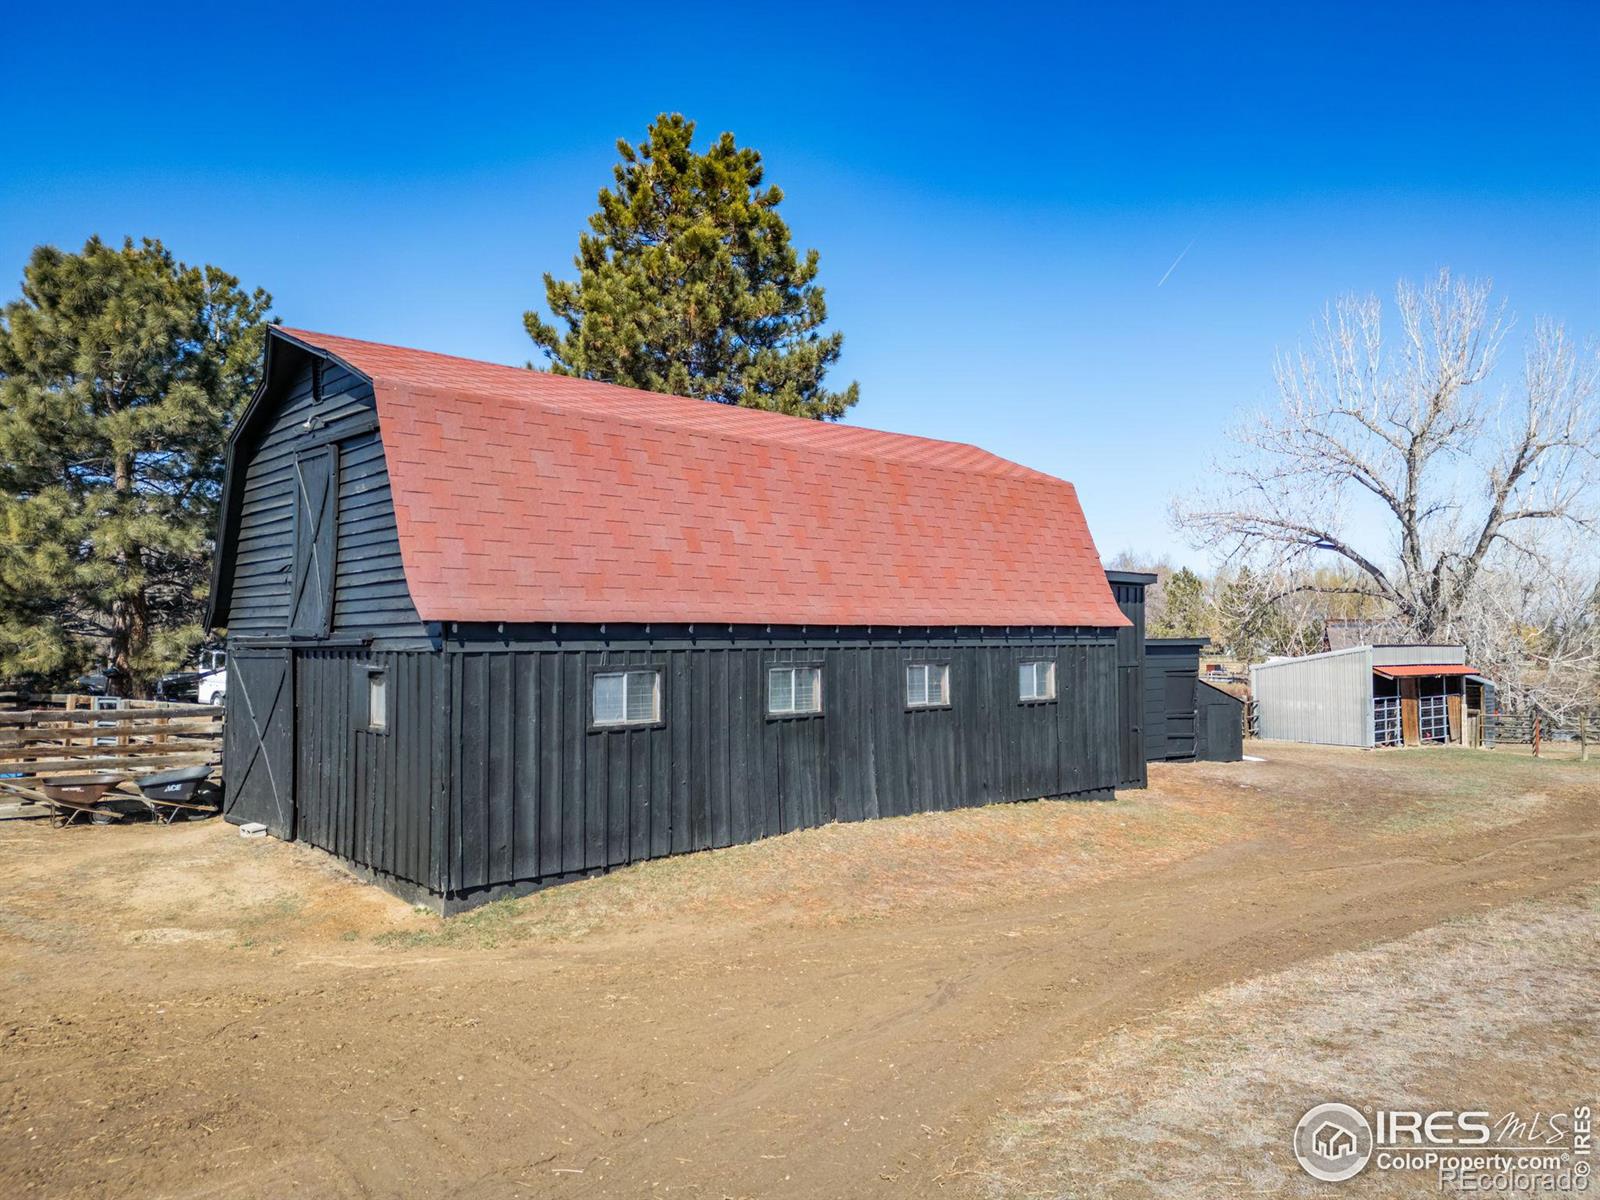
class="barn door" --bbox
[223,650,295,838]
[288,447,338,637]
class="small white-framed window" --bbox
[592,669,660,727]
[768,665,823,716]
[905,662,950,708]
[366,667,388,732]
[1018,660,1056,702]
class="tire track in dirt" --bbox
[4,756,1595,1200]
[466,800,1600,1198]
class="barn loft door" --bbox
[288,447,338,637]
[223,650,295,838]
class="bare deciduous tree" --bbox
[1177,271,1600,641]
[1210,567,1328,660]
[1456,546,1600,756]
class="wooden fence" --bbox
[1492,706,1595,749]
[0,698,223,808]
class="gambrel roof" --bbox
[222,327,1128,629]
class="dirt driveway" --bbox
[2,744,1595,1199]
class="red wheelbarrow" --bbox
[35,773,128,827]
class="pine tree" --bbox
[526,114,859,419]
[1152,567,1210,638]
[0,237,272,694]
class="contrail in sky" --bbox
[1157,239,1195,287]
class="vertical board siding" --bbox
[442,635,1120,899]
[1109,579,1147,787]
[1195,682,1245,762]
[294,649,439,886]
[279,635,1123,900]
[1143,642,1203,762]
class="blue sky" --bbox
[3,2,1596,564]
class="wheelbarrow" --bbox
[36,773,128,827]
[132,765,220,824]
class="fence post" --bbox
[64,693,82,750]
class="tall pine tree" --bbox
[1152,567,1210,638]
[526,114,859,419]
[0,237,271,694]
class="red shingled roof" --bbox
[277,328,1128,629]
[1373,664,1478,678]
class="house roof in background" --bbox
[272,328,1129,629]
[1324,618,1412,651]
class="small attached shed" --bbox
[1194,679,1245,762]
[209,328,1135,911]
[1144,637,1209,761]
[1104,575,1243,771]
[1143,638,1244,764]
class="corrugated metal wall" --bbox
[442,634,1121,900]
[1370,644,1467,667]
[1251,646,1375,746]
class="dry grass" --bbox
[982,886,1600,1200]
[1364,747,1597,836]
[9,742,1586,958]
[3,743,1594,1200]
[1,768,1252,959]
[1230,743,1598,840]
[376,784,1248,948]
[1489,741,1596,762]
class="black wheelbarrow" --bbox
[36,773,128,827]
[133,765,220,824]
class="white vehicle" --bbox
[197,648,227,705]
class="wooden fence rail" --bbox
[0,701,223,802]
[1493,707,1595,751]
[0,703,222,726]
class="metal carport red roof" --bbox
[1373,664,1479,678]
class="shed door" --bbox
[1162,671,1197,759]
[1196,687,1244,762]
[288,447,338,637]
[223,650,295,838]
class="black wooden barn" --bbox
[212,328,1202,911]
